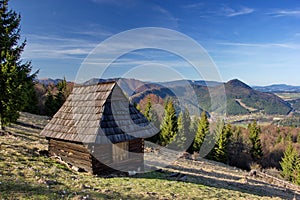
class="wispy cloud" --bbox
[267,9,300,17]
[218,42,300,49]
[222,6,254,17]
[181,3,204,9]
[22,34,96,60]
[90,0,136,7]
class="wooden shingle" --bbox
[40,81,157,144]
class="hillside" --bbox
[0,112,299,199]
[253,84,300,93]
[222,79,292,115]
[130,79,292,116]
[32,78,292,116]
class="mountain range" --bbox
[253,84,300,93]
[37,78,296,116]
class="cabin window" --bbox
[112,142,129,162]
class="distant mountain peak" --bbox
[226,79,252,89]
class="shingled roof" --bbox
[40,81,158,144]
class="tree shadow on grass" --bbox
[134,164,299,200]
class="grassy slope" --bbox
[0,113,298,199]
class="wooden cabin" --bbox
[40,81,157,175]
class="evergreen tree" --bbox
[295,161,300,185]
[280,143,299,182]
[44,91,56,117]
[0,0,37,129]
[21,80,39,114]
[144,97,152,121]
[212,121,232,163]
[193,111,209,152]
[44,78,67,117]
[143,97,160,143]
[55,78,67,108]
[160,99,178,146]
[248,121,263,160]
[176,109,191,150]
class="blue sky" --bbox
[9,0,300,85]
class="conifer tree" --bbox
[176,109,191,150]
[295,161,300,185]
[160,99,178,146]
[0,0,37,129]
[248,121,263,160]
[212,121,232,163]
[44,78,67,117]
[280,143,299,182]
[193,111,209,152]
[143,97,159,143]
[144,97,152,121]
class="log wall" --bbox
[47,138,144,175]
[48,138,93,173]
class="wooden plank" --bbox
[49,144,91,159]
[50,148,92,165]
[50,139,89,153]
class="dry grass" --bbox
[0,112,298,199]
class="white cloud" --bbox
[218,42,300,49]
[22,34,96,60]
[222,6,254,17]
[181,3,204,9]
[268,9,300,17]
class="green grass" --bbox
[0,112,295,199]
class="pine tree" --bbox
[248,121,263,161]
[21,80,39,114]
[280,143,299,182]
[176,109,191,150]
[143,97,159,143]
[295,161,300,185]
[0,0,37,129]
[212,121,232,163]
[44,91,56,117]
[44,78,67,117]
[144,97,152,121]
[193,111,209,152]
[160,99,178,146]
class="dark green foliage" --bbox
[144,97,152,121]
[227,126,252,170]
[0,0,37,129]
[280,143,300,183]
[44,78,67,117]
[226,99,249,115]
[143,97,160,143]
[248,121,263,161]
[211,121,232,163]
[193,111,209,152]
[160,99,178,146]
[21,80,39,114]
[175,109,191,150]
